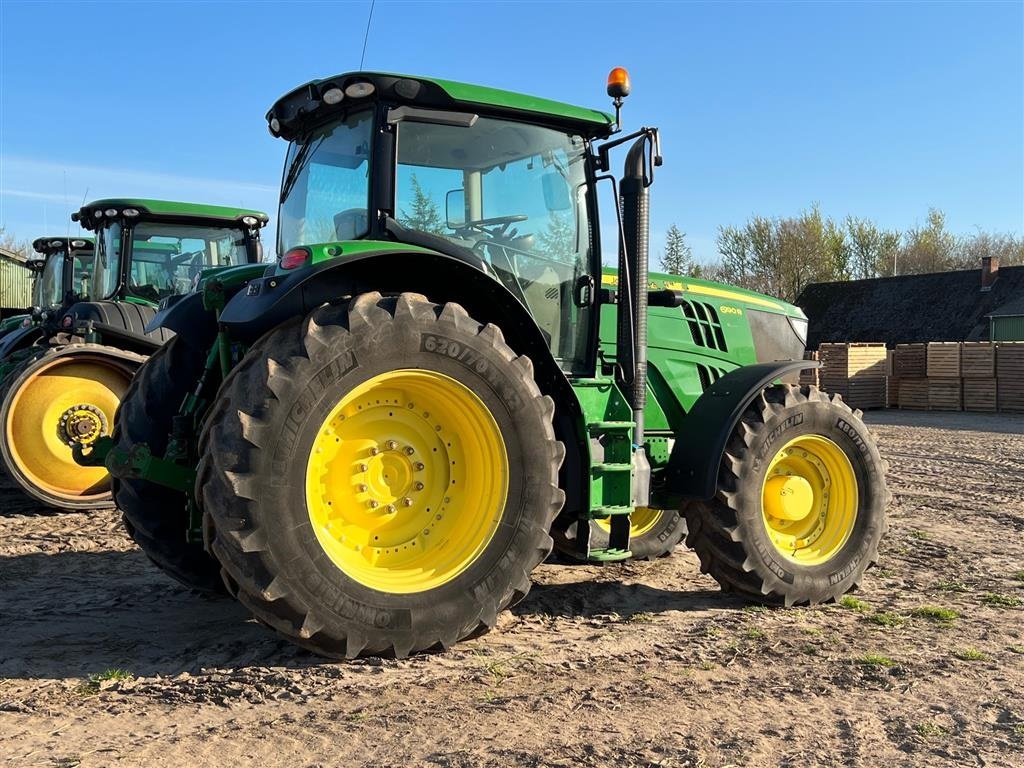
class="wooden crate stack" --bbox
[799,350,819,388]
[927,342,962,410]
[893,343,928,409]
[818,343,887,409]
[997,342,1024,413]
[961,342,997,413]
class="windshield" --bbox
[92,221,250,302]
[70,252,94,302]
[93,223,123,301]
[278,109,373,252]
[395,115,593,369]
[38,252,67,308]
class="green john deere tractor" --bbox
[0,236,95,374]
[80,69,889,658]
[0,200,268,510]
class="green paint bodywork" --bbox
[197,262,268,293]
[431,75,614,129]
[75,199,270,228]
[274,240,436,276]
[269,71,614,137]
[0,315,26,334]
[597,266,804,437]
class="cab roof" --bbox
[267,71,615,142]
[32,236,95,255]
[73,199,270,231]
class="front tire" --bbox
[199,293,565,658]
[553,508,688,561]
[682,385,889,605]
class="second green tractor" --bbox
[82,69,890,658]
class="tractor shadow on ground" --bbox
[514,580,746,621]
[0,549,325,682]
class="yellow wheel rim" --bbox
[596,506,664,539]
[760,434,858,565]
[4,355,130,501]
[305,369,508,594]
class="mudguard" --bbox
[0,325,44,362]
[145,293,215,345]
[660,360,820,504]
[145,263,269,340]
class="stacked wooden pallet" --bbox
[886,350,898,407]
[961,342,997,413]
[799,350,819,388]
[926,343,962,410]
[997,342,1024,412]
[818,343,887,409]
[893,343,928,409]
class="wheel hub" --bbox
[58,404,108,447]
[760,435,858,565]
[306,369,508,594]
[764,474,814,522]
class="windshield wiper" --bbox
[280,135,326,203]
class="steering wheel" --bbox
[170,249,205,268]
[456,214,527,241]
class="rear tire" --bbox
[199,293,565,657]
[682,385,889,605]
[113,336,225,593]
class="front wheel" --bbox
[553,507,688,561]
[199,293,565,658]
[682,385,889,605]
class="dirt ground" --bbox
[1,410,1022,768]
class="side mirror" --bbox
[542,173,571,212]
[445,189,466,229]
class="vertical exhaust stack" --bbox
[601,67,662,511]
[618,133,659,508]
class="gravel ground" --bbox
[1,409,1022,767]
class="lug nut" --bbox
[359,463,368,472]
[386,440,398,450]
[414,482,424,491]
[403,497,413,507]
[358,484,368,493]
[405,446,415,455]
[414,462,425,471]
[386,504,396,513]
[368,500,379,509]
[370,447,380,456]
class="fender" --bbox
[660,360,820,504]
[220,246,589,519]
[145,263,269,339]
[145,293,216,346]
[0,325,44,362]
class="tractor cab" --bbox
[29,236,96,314]
[269,73,616,374]
[68,199,269,351]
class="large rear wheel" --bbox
[0,344,141,509]
[199,293,565,657]
[112,336,225,593]
[682,385,889,605]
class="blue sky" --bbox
[1,0,1021,262]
